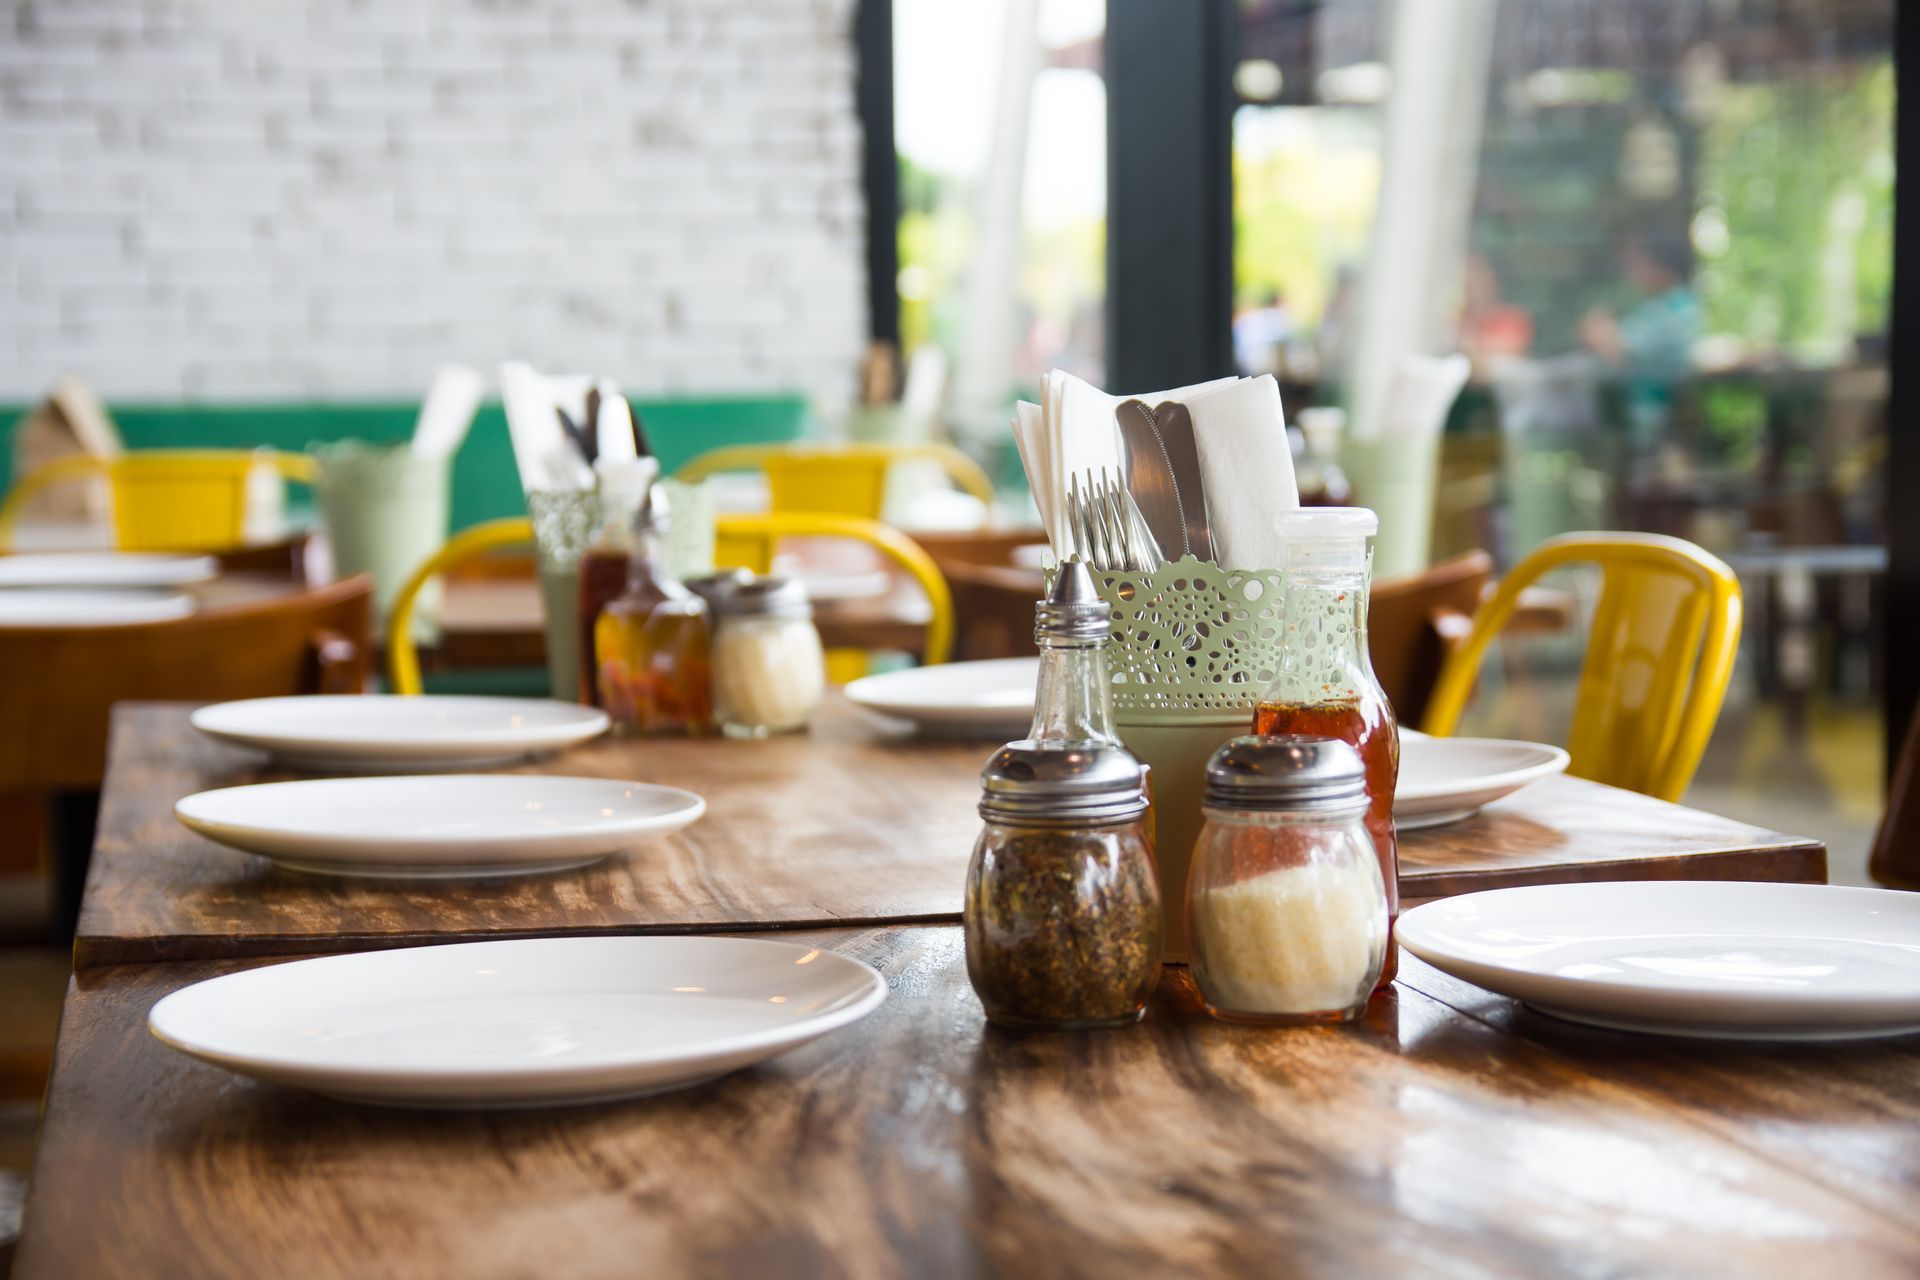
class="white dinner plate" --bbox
[190,695,611,771]
[175,775,704,879]
[0,587,195,626]
[1394,736,1570,829]
[0,552,218,589]
[148,935,888,1108]
[844,657,1039,737]
[1398,882,1920,1041]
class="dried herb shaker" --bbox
[964,559,1161,1030]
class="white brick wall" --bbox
[0,0,870,407]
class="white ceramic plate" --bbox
[148,935,887,1108]
[844,657,1039,737]
[0,587,195,627]
[1394,736,1570,829]
[175,775,704,879]
[1399,882,1920,1041]
[190,695,611,771]
[0,552,218,589]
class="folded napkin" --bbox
[1185,375,1299,571]
[1017,369,1239,555]
[1377,353,1470,441]
[411,365,485,460]
[500,361,595,494]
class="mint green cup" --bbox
[312,442,451,640]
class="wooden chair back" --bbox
[1870,701,1920,891]
[944,560,1044,662]
[0,575,371,790]
[1368,551,1494,727]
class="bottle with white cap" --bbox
[1251,506,1401,986]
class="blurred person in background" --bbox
[1233,288,1295,377]
[1458,251,1534,376]
[1579,231,1701,444]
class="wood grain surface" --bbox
[74,697,1825,968]
[17,928,1919,1279]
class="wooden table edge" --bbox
[71,909,968,970]
[1400,840,1828,905]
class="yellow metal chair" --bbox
[1421,532,1743,801]
[0,449,316,552]
[675,442,994,520]
[386,512,954,696]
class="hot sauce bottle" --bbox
[576,458,656,706]
[1251,507,1400,987]
[593,484,712,735]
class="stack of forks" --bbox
[1066,469,1161,573]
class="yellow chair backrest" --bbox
[386,512,953,696]
[0,448,316,552]
[676,442,994,521]
[1421,532,1743,801]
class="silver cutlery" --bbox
[1113,399,1216,563]
[1069,468,1162,572]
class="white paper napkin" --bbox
[1184,375,1299,571]
[1379,353,1470,441]
[499,361,594,494]
[410,365,485,460]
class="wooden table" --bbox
[73,697,1824,967]
[17,929,1918,1278]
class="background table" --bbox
[16,927,1918,1279]
[74,696,1825,967]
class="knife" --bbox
[1115,399,1188,560]
[1150,399,1216,563]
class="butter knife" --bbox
[1151,400,1216,563]
[1115,399,1188,560]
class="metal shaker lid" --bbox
[1203,735,1368,812]
[979,740,1147,824]
[1035,557,1111,643]
[712,573,811,619]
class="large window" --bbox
[1230,0,1893,880]
[892,0,1107,435]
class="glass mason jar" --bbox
[965,805,1162,1031]
[1252,506,1400,986]
[1186,735,1388,1024]
[707,575,825,738]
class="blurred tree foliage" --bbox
[1695,61,1893,356]
[1232,108,1381,324]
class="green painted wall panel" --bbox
[2,396,812,531]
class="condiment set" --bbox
[582,483,825,738]
[963,509,1399,1031]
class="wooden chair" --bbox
[0,448,316,552]
[0,574,372,934]
[1423,533,1742,801]
[386,515,954,696]
[942,560,1044,663]
[675,442,995,520]
[1368,551,1494,727]
[1869,701,1920,891]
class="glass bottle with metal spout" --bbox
[963,559,1162,1030]
[1251,507,1400,986]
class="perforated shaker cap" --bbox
[979,741,1148,824]
[1035,557,1112,643]
[1204,735,1368,813]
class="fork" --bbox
[1069,468,1162,572]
